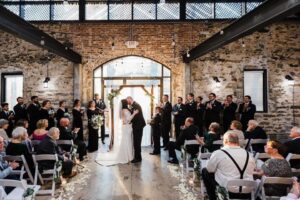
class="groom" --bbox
[127,96,146,163]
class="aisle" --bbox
[37,143,201,200]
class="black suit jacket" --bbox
[176,125,200,155]
[13,103,28,122]
[131,101,146,130]
[223,102,237,123]
[27,103,40,124]
[185,101,197,120]
[36,135,64,171]
[238,102,256,124]
[245,126,267,153]
[161,101,172,126]
[284,138,300,168]
[94,99,106,117]
[172,103,186,125]
[204,100,222,123]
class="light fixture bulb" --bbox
[172,40,176,46]
[220,30,224,35]
[111,42,115,51]
[242,42,246,48]
[186,50,190,58]
[43,81,48,88]
[40,40,45,46]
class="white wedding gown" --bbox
[96,109,134,166]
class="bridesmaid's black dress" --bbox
[72,108,84,141]
[87,109,100,152]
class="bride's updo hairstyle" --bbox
[121,99,128,109]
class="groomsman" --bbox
[222,95,238,132]
[185,93,197,121]
[13,97,28,124]
[0,103,14,137]
[27,96,41,135]
[161,94,172,149]
[172,97,186,139]
[94,93,107,144]
[195,96,205,136]
[204,93,222,130]
[238,95,256,131]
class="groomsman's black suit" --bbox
[27,103,40,134]
[222,102,238,132]
[238,102,256,131]
[0,110,14,137]
[94,99,107,143]
[204,100,222,129]
[13,103,28,123]
[195,103,205,136]
[161,101,172,147]
[172,103,186,139]
[185,100,197,120]
[130,101,146,161]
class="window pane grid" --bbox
[133,3,156,20]
[186,3,213,19]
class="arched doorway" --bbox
[93,56,171,146]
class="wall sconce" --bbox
[213,76,220,83]
[285,74,294,81]
[43,77,50,88]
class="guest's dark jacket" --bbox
[161,101,172,126]
[185,100,197,120]
[131,101,146,130]
[14,103,28,122]
[204,100,223,124]
[172,103,186,125]
[245,126,267,153]
[238,102,256,130]
[284,138,300,168]
[56,108,69,125]
[0,111,14,137]
[36,135,64,171]
[176,125,200,155]
[203,131,221,152]
[58,126,75,152]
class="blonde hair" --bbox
[36,119,48,129]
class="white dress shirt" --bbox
[206,146,255,187]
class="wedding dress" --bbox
[95,109,134,166]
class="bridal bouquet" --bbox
[90,115,104,129]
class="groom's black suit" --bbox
[131,101,146,161]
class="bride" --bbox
[96,99,138,166]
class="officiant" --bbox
[94,93,107,144]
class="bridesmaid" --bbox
[56,100,69,127]
[87,101,100,152]
[72,99,84,141]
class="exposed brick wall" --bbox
[0,21,299,136]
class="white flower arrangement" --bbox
[90,115,104,129]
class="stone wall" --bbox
[190,21,300,136]
[0,20,299,135]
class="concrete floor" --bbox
[36,142,202,200]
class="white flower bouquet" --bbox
[90,115,104,129]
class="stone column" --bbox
[73,63,83,101]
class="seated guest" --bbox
[5,127,34,174]
[202,131,255,200]
[15,119,33,153]
[0,119,10,142]
[284,127,300,169]
[56,100,69,128]
[0,136,19,179]
[196,122,220,152]
[244,120,267,153]
[149,107,162,155]
[31,119,48,141]
[0,103,14,137]
[37,127,75,178]
[280,180,300,200]
[15,119,29,129]
[230,120,245,147]
[167,117,199,164]
[58,118,87,161]
[72,99,84,141]
[254,140,292,196]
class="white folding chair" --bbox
[0,179,40,200]
[257,176,294,200]
[3,155,34,184]
[249,139,268,153]
[212,140,223,150]
[182,140,200,172]
[286,153,300,176]
[254,153,270,162]
[32,154,59,196]
[226,179,257,200]
[57,140,74,154]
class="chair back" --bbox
[286,153,300,163]
[33,154,58,162]
[56,140,74,146]
[0,179,27,189]
[254,153,270,162]
[184,140,199,147]
[227,179,257,199]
